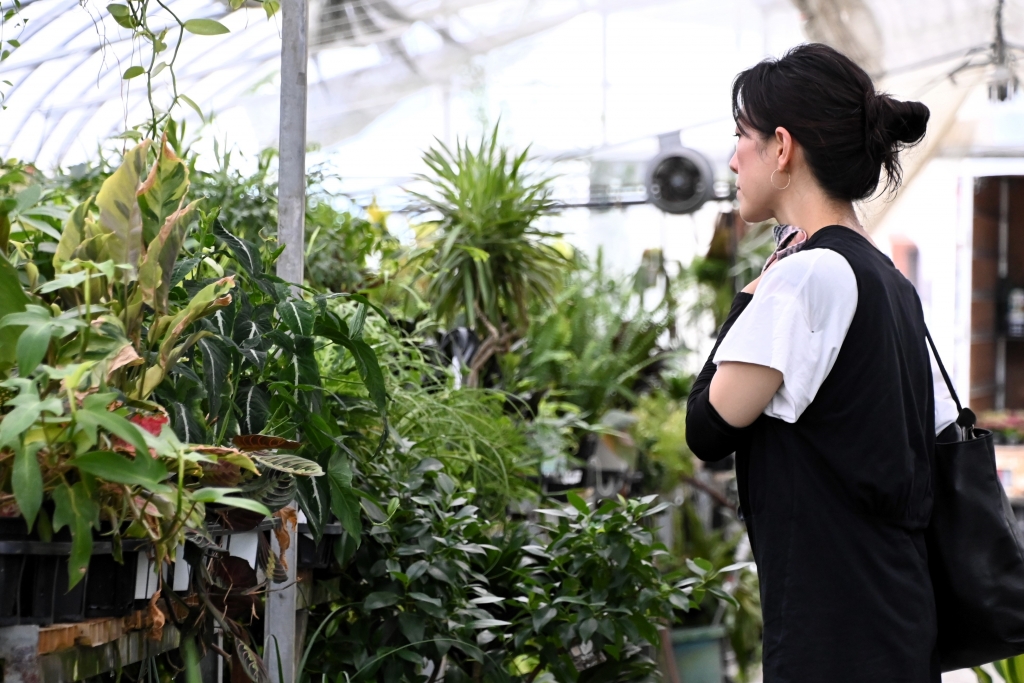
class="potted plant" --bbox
[0,137,325,675]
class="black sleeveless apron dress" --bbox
[714,226,940,682]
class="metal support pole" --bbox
[266,518,300,683]
[276,0,308,289]
[268,0,307,678]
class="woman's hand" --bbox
[742,274,762,294]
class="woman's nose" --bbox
[729,150,739,174]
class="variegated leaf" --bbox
[95,140,150,275]
[214,221,262,276]
[249,452,324,477]
[235,642,270,683]
[234,387,271,437]
[276,298,315,337]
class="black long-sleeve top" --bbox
[685,292,753,462]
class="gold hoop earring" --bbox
[771,169,791,190]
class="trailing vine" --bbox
[108,0,277,139]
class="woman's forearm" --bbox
[686,293,754,461]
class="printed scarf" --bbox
[762,223,808,273]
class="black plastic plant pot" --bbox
[52,557,89,624]
[85,552,140,618]
[0,518,30,539]
[0,554,26,626]
[297,534,331,570]
[21,555,59,626]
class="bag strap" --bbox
[924,328,977,431]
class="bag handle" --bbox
[925,328,977,432]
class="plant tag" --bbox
[569,642,607,672]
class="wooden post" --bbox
[267,0,308,678]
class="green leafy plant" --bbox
[977,655,1024,683]
[103,0,279,138]
[408,124,570,385]
[302,469,744,683]
[666,501,761,682]
[630,390,693,494]
[511,253,674,420]
[0,139,317,587]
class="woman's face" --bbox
[729,123,779,224]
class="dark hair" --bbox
[732,43,930,201]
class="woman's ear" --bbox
[774,126,794,171]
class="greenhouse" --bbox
[1,0,1024,681]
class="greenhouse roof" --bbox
[0,0,1022,171]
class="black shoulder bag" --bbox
[926,330,1024,671]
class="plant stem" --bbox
[78,268,92,361]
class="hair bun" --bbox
[873,95,930,145]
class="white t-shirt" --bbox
[712,248,959,435]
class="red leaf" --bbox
[131,413,169,436]
[232,435,301,451]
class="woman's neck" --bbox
[773,184,870,242]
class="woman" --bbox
[685,43,960,682]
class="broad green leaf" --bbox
[12,442,42,529]
[35,270,88,294]
[137,200,197,314]
[328,451,352,488]
[277,299,314,336]
[75,406,150,456]
[167,400,205,444]
[107,2,135,27]
[347,338,386,414]
[191,487,271,515]
[73,450,168,489]
[213,221,261,275]
[295,475,330,542]
[15,322,52,376]
[291,335,322,412]
[138,140,190,244]
[328,454,361,539]
[53,196,94,270]
[532,606,557,632]
[412,458,443,474]
[579,617,598,643]
[155,275,234,374]
[0,393,62,447]
[566,490,589,516]
[51,482,99,589]
[0,255,30,373]
[397,612,424,643]
[122,66,144,79]
[178,94,205,122]
[469,618,512,630]
[349,303,367,339]
[197,335,229,421]
[235,383,270,435]
[249,452,323,476]
[687,557,713,575]
[409,592,441,607]
[363,592,399,610]
[263,0,279,18]
[94,141,150,276]
[406,560,428,581]
[183,18,229,35]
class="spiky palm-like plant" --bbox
[408,126,569,351]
